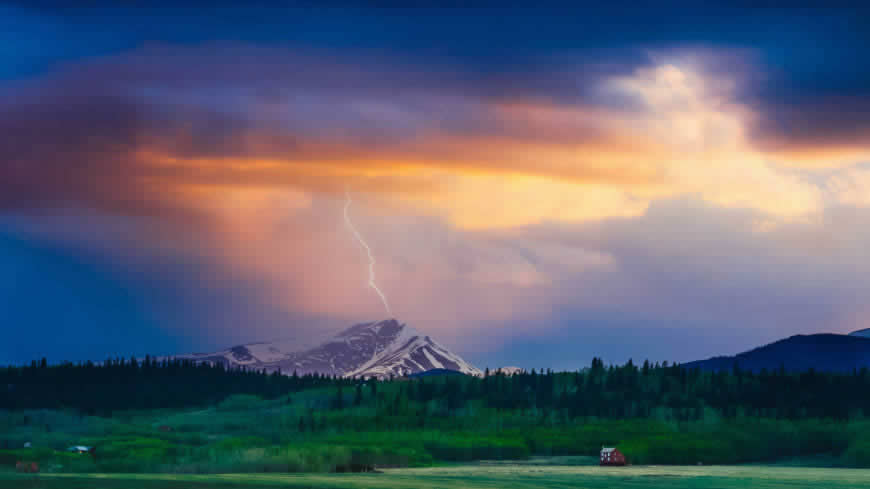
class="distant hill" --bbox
[850,328,870,338]
[684,334,870,373]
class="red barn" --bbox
[16,461,39,473]
[600,447,627,466]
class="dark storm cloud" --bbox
[0,72,244,217]
[4,2,869,155]
[735,11,870,153]
[750,96,870,154]
[1,91,144,212]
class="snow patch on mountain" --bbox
[494,366,524,376]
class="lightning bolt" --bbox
[343,189,392,316]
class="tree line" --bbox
[368,359,870,422]
[4,357,870,420]
[0,357,348,414]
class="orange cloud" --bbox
[121,59,849,232]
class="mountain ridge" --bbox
[172,319,482,379]
[684,333,870,373]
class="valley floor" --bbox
[3,462,870,489]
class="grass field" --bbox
[3,461,870,489]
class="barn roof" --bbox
[601,447,616,453]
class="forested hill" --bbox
[683,334,870,373]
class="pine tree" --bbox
[354,383,363,406]
[334,385,345,410]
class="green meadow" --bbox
[3,388,870,475]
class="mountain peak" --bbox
[334,318,419,342]
[338,319,479,378]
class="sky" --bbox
[2,3,870,369]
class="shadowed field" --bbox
[3,463,870,489]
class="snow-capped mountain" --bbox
[173,319,482,379]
